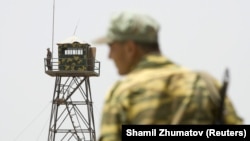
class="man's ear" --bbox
[125,40,137,56]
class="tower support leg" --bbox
[47,76,96,141]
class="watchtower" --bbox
[44,36,100,141]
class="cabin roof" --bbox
[57,36,87,45]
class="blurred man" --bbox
[94,11,243,141]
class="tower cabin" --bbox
[45,36,100,77]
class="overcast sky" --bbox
[0,0,249,140]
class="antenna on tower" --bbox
[51,0,56,58]
[73,19,81,36]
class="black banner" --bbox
[122,125,250,140]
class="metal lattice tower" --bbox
[44,36,100,141]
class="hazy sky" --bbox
[1,0,249,140]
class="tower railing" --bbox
[44,58,100,77]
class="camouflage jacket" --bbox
[99,53,243,141]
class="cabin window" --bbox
[64,48,84,55]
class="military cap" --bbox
[94,11,160,44]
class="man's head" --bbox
[94,11,161,75]
[95,11,160,44]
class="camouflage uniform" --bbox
[95,11,243,141]
[99,54,242,141]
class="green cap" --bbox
[94,11,160,44]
